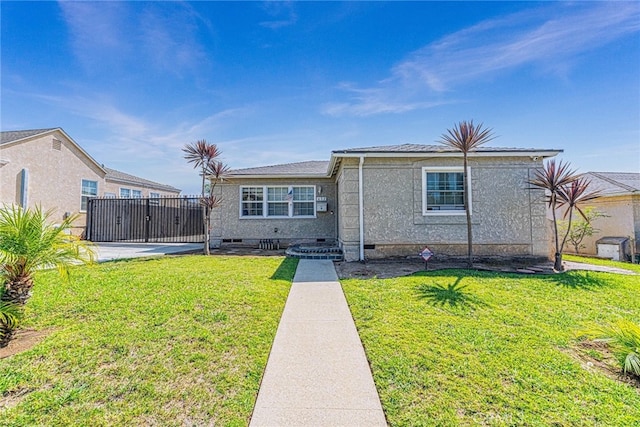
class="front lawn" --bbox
[0,256,297,426]
[342,262,640,425]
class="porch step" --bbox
[285,243,344,261]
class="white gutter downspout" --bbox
[358,156,364,261]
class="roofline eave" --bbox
[330,150,563,158]
[2,127,108,175]
[226,173,333,180]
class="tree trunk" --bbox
[463,155,473,268]
[0,323,15,348]
[554,252,563,271]
[1,276,34,306]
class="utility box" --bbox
[316,196,328,212]
[596,237,629,261]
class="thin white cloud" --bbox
[325,2,640,117]
[259,1,298,29]
[58,1,209,75]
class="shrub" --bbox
[583,319,640,377]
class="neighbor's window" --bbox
[132,189,142,198]
[120,188,131,198]
[81,179,98,211]
[150,192,160,198]
[422,167,468,215]
[240,186,315,218]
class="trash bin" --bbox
[596,237,629,261]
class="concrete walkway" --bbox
[93,242,202,262]
[250,259,387,426]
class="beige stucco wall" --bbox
[563,194,639,256]
[211,177,337,247]
[336,156,548,261]
[102,181,179,198]
[0,130,106,232]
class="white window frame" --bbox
[131,189,142,199]
[81,179,98,212]
[422,167,471,216]
[150,192,160,198]
[119,188,131,198]
[239,185,316,219]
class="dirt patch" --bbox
[334,257,637,279]
[567,340,640,390]
[0,328,50,359]
[335,258,548,279]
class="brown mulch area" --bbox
[335,258,637,279]
[567,340,640,390]
[0,328,50,359]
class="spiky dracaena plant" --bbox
[583,319,640,378]
[0,205,96,306]
[438,121,495,268]
[182,141,227,255]
[528,160,577,271]
[556,176,600,255]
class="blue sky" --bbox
[2,1,639,195]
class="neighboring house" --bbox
[211,144,561,261]
[563,172,640,257]
[0,128,180,234]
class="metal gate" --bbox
[86,197,205,243]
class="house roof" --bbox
[227,144,562,178]
[583,172,640,197]
[1,127,180,193]
[228,161,331,178]
[332,143,561,156]
[0,128,59,144]
[0,127,107,174]
[104,167,181,193]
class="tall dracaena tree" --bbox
[438,120,495,268]
[182,140,225,255]
[556,177,601,259]
[528,159,578,271]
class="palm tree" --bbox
[438,120,495,268]
[182,140,226,255]
[528,160,578,271]
[0,205,96,306]
[0,290,22,348]
[0,205,94,347]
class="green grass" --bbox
[342,264,640,426]
[0,255,297,426]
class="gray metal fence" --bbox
[86,197,204,243]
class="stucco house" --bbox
[211,144,561,261]
[0,128,180,234]
[564,172,640,258]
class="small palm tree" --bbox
[182,140,227,255]
[0,205,95,306]
[438,120,495,267]
[528,160,578,271]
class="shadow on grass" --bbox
[417,276,487,310]
[270,257,299,281]
[544,271,610,290]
